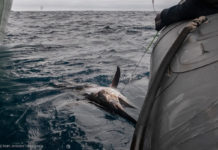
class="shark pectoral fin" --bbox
[110,101,137,125]
[118,98,136,108]
[117,105,137,125]
[115,102,125,111]
[111,66,120,88]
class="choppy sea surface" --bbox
[0,11,156,150]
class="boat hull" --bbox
[132,13,218,150]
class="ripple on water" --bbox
[0,11,154,149]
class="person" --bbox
[155,0,218,31]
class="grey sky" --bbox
[12,0,179,11]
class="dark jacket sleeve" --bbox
[160,0,218,27]
[204,0,218,5]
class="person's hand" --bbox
[155,13,165,31]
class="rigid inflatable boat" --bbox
[131,13,218,150]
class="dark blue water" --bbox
[0,11,155,150]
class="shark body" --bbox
[83,67,136,124]
[55,66,137,125]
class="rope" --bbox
[121,31,159,92]
[152,0,158,15]
[121,0,159,92]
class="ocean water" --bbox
[0,11,156,150]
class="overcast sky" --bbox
[12,0,179,11]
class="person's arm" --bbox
[155,0,211,31]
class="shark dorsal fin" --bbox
[111,66,120,88]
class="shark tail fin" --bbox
[111,66,120,88]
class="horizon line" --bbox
[11,8,163,12]
[11,10,159,12]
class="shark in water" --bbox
[54,66,137,125]
[83,66,137,124]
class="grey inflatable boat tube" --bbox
[131,14,218,150]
